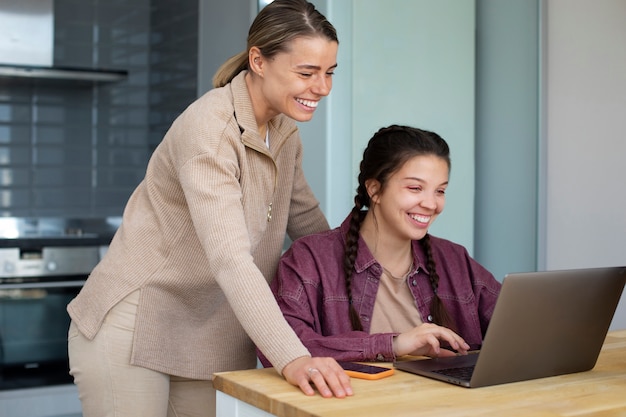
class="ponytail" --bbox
[212,51,249,88]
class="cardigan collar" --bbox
[230,71,298,154]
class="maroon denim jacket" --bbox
[259,215,501,366]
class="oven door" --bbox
[0,278,84,390]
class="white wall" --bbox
[542,0,626,329]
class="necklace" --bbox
[381,261,413,280]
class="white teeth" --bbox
[410,214,430,223]
[296,98,318,108]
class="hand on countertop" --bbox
[282,356,354,398]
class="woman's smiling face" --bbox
[369,154,449,243]
[255,36,338,122]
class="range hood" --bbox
[0,0,127,84]
[0,65,127,83]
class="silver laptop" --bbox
[394,266,626,388]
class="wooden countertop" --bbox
[213,330,626,417]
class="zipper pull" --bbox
[267,203,273,222]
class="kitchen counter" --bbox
[214,329,626,417]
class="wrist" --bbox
[392,334,401,357]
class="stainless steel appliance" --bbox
[0,217,119,417]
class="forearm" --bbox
[217,263,311,373]
[291,323,396,362]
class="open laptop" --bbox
[394,266,626,388]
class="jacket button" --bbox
[376,354,385,361]
[427,315,433,322]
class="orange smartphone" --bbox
[338,361,394,380]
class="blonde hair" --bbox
[212,0,338,88]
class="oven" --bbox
[0,217,119,417]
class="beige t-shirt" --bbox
[370,269,423,334]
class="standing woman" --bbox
[67,1,352,416]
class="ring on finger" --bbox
[307,367,320,378]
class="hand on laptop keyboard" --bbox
[393,323,470,358]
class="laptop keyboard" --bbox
[433,366,475,380]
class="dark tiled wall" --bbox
[0,0,197,218]
[149,0,199,151]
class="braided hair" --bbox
[343,125,454,331]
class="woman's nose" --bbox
[313,75,332,96]
[420,195,437,210]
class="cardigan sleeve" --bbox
[177,135,311,375]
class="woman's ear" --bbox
[365,179,381,204]
[248,47,264,77]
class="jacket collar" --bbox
[339,212,429,277]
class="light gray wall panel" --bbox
[543,0,626,329]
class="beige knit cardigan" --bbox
[67,71,329,379]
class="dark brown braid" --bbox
[420,234,456,331]
[343,203,366,331]
[343,125,453,331]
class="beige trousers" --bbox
[68,290,216,417]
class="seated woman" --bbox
[261,125,501,364]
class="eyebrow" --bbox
[405,177,449,187]
[295,63,338,71]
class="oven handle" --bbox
[0,280,86,289]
